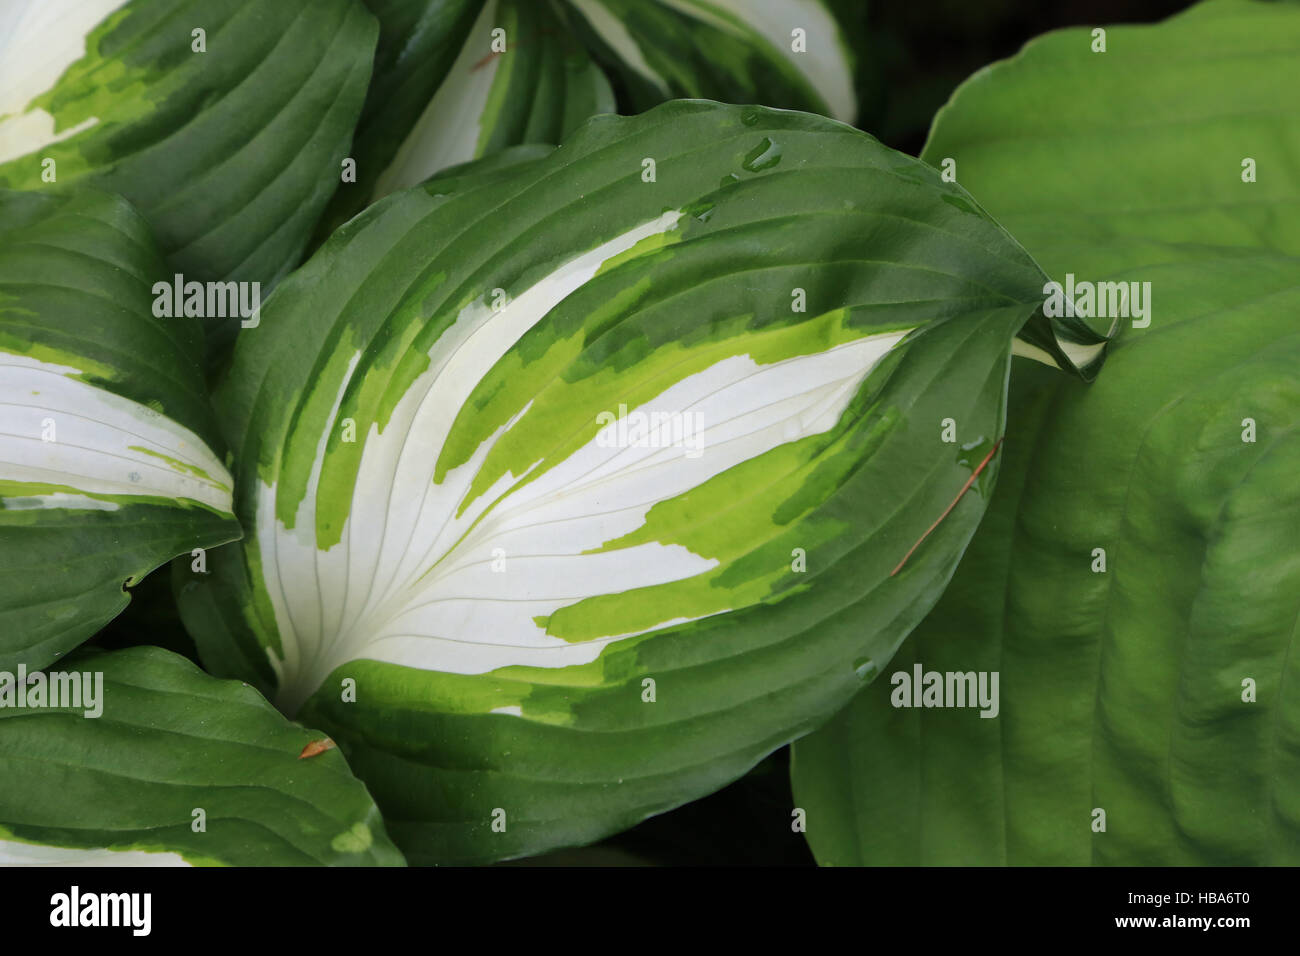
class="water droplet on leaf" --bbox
[743,138,782,172]
[854,658,878,681]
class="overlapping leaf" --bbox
[321,0,614,232]
[0,645,403,866]
[321,0,855,231]
[792,0,1300,866]
[0,188,239,672]
[566,0,856,121]
[178,100,1100,864]
[0,0,377,290]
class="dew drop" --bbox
[742,137,782,172]
[854,658,879,682]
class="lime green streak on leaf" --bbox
[592,227,684,279]
[330,822,373,854]
[451,307,897,521]
[0,480,230,516]
[16,7,160,184]
[0,338,117,384]
[313,317,433,550]
[546,395,895,643]
[432,273,656,487]
[127,445,228,489]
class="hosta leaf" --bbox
[179,100,1097,864]
[322,0,614,230]
[0,645,403,866]
[321,0,858,231]
[0,188,239,672]
[0,0,377,289]
[792,0,1300,865]
[567,0,856,123]
[915,0,1300,277]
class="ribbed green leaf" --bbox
[0,0,377,290]
[180,100,1097,864]
[0,645,403,866]
[0,188,239,672]
[792,0,1300,866]
[916,0,1300,278]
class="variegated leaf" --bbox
[0,0,377,292]
[0,188,239,671]
[0,645,403,866]
[327,0,613,226]
[179,101,1101,864]
[321,0,858,232]
[568,0,856,123]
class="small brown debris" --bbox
[298,737,336,759]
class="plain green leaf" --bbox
[792,0,1300,866]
